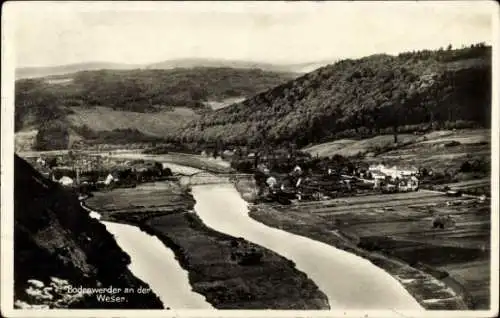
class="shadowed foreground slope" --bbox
[13,154,164,309]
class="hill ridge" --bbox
[15,58,322,80]
[176,44,491,148]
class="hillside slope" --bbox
[15,67,296,131]
[13,154,164,308]
[15,67,297,150]
[178,44,491,148]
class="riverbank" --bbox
[234,180,486,310]
[84,182,330,309]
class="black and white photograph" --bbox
[1,1,498,317]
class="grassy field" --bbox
[302,129,490,168]
[67,106,199,137]
[369,129,490,173]
[302,134,417,158]
[244,189,490,310]
[15,106,200,151]
[85,182,192,215]
[425,178,491,197]
[84,182,329,309]
[203,97,246,110]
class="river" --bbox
[191,183,424,310]
[82,206,212,309]
[88,154,423,310]
[101,221,213,309]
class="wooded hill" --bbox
[177,44,491,148]
[15,67,297,132]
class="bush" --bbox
[460,159,489,173]
[444,140,461,147]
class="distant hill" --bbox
[16,45,491,152]
[16,58,313,80]
[15,67,296,150]
[16,62,143,80]
[177,44,491,148]
[145,58,331,74]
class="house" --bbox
[292,165,303,175]
[78,175,94,185]
[104,169,124,185]
[104,173,117,185]
[407,176,419,191]
[369,164,418,180]
[373,176,386,189]
[257,163,270,175]
[36,157,46,167]
[282,177,292,189]
[266,176,277,189]
[131,163,151,173]
[58,176,74,186]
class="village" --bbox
[26,144,476,206]
[222,147,423,205]
[26,151,174,197]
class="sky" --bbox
[5,1,496,68]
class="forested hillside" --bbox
[177,44,491,148]
[15,67,297,132]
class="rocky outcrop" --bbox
[13,154,164,309]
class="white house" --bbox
[369,164,418,180]
[407,176,419,191]
[104,173,117,185]
[58,176,74,186]
[292,165,303,176]
[266,176,277,189]
[36,157,46,166]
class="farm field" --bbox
[441,179,491,189]
[302,129,490,175]
[426,178,491,197]
[15,106,201,152]
[84,182,193,216]
[67,106,199,137]
[366,129,490,175]
[203,97,246,110]
[248,190,491,310]
[302,134,417,158]
[84,181,329,309]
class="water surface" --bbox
[191,183,423,310]
[101,221,212,309]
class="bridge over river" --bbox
[178,171,253,186]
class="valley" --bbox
[11,43,494,312]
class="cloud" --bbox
[8,1,494,67]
